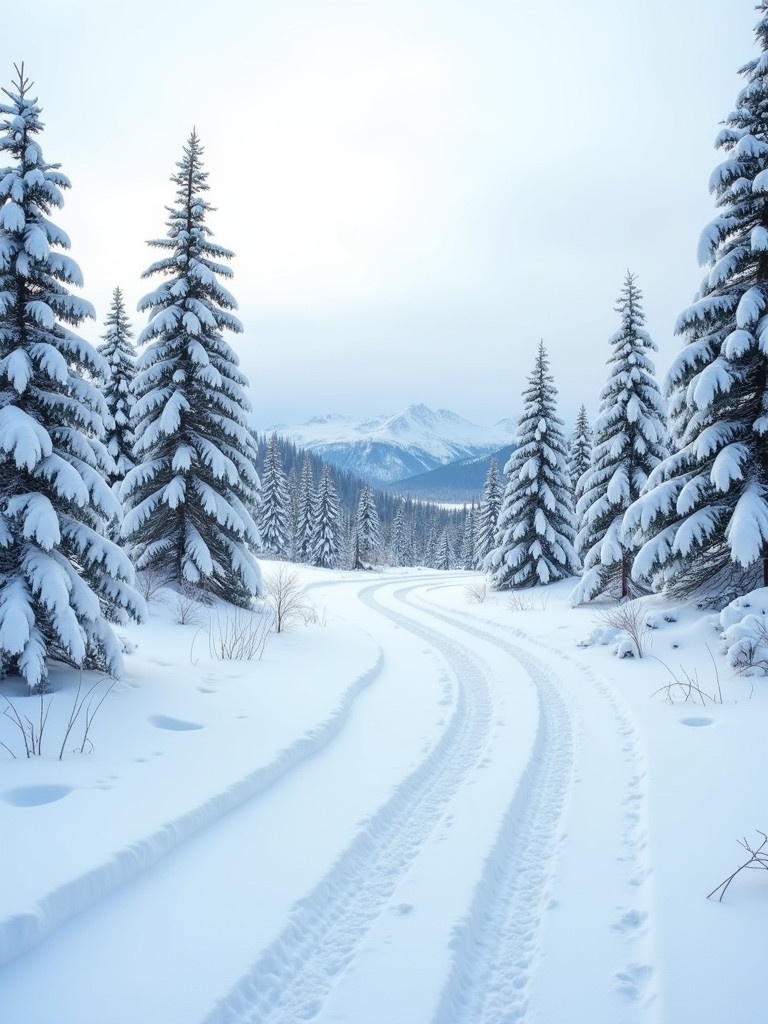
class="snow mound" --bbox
[719,588,768,675]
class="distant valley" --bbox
[263,404,516,493]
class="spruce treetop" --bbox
[0,66,144,687]
[626,10,768,597]
[139,130,241,333]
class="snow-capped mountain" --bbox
[264,404,517,486]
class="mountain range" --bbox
[264,404,517,488]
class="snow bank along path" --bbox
[0,572,658,1023]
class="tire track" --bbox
[202,578,499,1024]
[377,585,574,1024]
[407,583,658,1021]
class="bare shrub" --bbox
[708,831,768,901]
[263,565,311,634]
[135,566,171,602]
[0,690,50,757]
[464,580,487,604]
[174,584,205,626]
[594,598,652,658]
[1,676,114,759]
[651,647,724,704]
[508,591,550,612]
[206,605,271,661]
[58,677,116,757]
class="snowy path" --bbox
[0,572,659,1023]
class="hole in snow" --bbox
[3,784,72,807]
[148,714,203,731]
[679,716,714,728]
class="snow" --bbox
[0,564,766,1022]
[267,403,518,484]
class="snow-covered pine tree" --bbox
[474,458,502,569]
[625,7,768,598]
[424,511,440,568]
[98,286,136,495]
[434,528,455,570]
[460,503,477,570]
[572,273,667,603]
[0,66,145,688]
[311,465,342,568]
[257,433,292,557]
[353,483,380,566]
[567,404,593,501]
[122,131,261,605]
[294,458,315,563]
[390,500,407,566]
[487,341,577,589]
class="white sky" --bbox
[3,0,758,429]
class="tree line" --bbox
[3,2,768,686]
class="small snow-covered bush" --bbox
[578,625,623,649]
[719,589,768,676]
[590,599,653,658]
[577,624,639,658]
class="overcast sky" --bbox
[3,0,759,429]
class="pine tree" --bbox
[460,503,477,570]
[434,528,455,570]
[0,66,145,688]
[257,433,292,557]
[424,511,440,568]
[97,286,137,493]
[122,131,261,605]
[567,404,593,500]
[474,458,503,569]
[311,465,342,568]
[390,500,407,566]
[294,458,315,563]
[487,341,577,589]
[626,7,768,598]
[353,483,380,566]
[572,274,667,603]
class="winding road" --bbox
[0,572,658,1023]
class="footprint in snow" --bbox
[148,714,203,731]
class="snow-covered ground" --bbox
[0,564,765,1023]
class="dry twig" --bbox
[708,831,768,901]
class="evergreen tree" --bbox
[97,286,137,493]
[626,7,768,598]
[424,511,440,568]
[294,458,315,563]
[572,274,667,603]
[474,458,503,569]
[257,433,292,557]
[311,465,342,568]
[353,483,380,566]
[487,341,577,589]
[567,404,593,500]
[0,66,144,688]
[434,528,455,570]
[460,503,477,570]
[122,131,261,605]
[390,500,407,565]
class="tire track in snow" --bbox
[410,584,658,1021]
[0,646,384,970]
[383,586,574,1024]
[202,578,498,1024]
